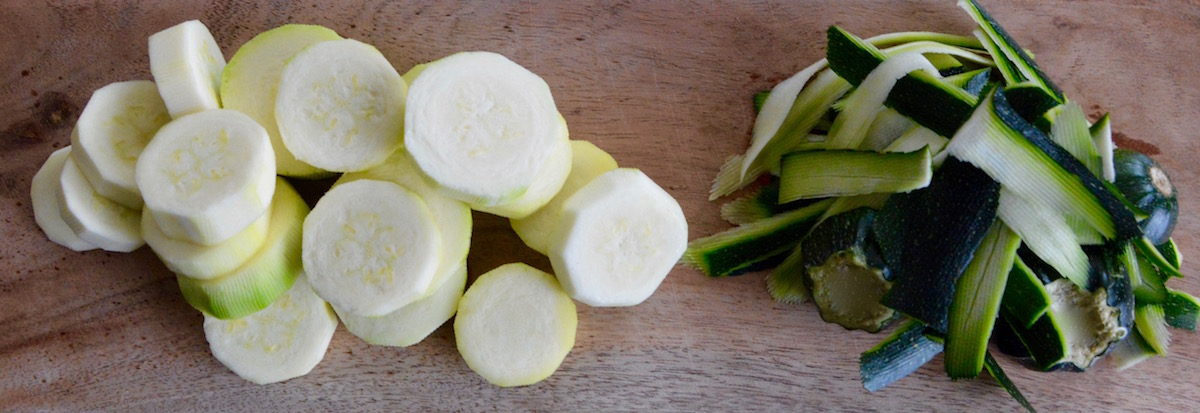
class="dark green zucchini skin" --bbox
[992,88,1142,243]
[800,208,889,279]
[877,157,1001,333]
[799,207,895,332]
[993,316,1032,359]
[1113,148,1179,245]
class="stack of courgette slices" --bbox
[686,1,1194,410]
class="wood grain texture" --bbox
[3,0,1200,411]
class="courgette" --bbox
[1000,256,1052,329]
[797,208,894,332]
[1164,289,1200,331]
[718,180,822,225]
[1089,113,1115,182]
[877,157,1001,333]
[959,0,1064,102]
[1113,148,1179,245]
[826,27,979,138]
[778,148,932,203]
[860,320,943,392]
[983,352,1036,413]
[684,199,833,277]
[945,221,1021,378]
[1157,238,1182,271]
[1135,304,1170,355]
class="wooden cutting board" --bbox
[3,1,1198,410]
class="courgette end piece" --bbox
[860,320,943,392]
[809,251,895,333]
[801,208,895,332]
[1113,147,1179,244]
[983,351,1037,413]
[1046,279,1128,370]
[1164,289,1200,331]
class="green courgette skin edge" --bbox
[992,88,1142,243]
[877,157,1000,333]
[1113,148,1179,245]
[859,320,943,392]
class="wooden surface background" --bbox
[3,1,1199,411]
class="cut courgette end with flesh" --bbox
[275,39,406,173]
[404,51,565,208]
[31,147,96,251]
[335,149,472,294]
[204,274,337,385]
[148,20,225,118]
[178,178,307,319]
[136,109,276,245]
[777,148,931,203]
[336,261,467,347]
[860,319,943,392]
[1012,278,1128,371]
[57,157,143,252]
[142,184,273,280]
[70,80,171,209]
[800,207,894,332]
[685,199,833,278]
[1164,289,1200,331]
[512,140,618,254]
[455,263,576,387]
[220,24,341,178]
[303,179,441,317]
[474,131,573,219]
[549,168,688,307]
[1113,148,1178,245]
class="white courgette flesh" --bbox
[31,147,96,251]
[511,140,618,254]
[148,20,226,118]
[549,168,688,307]
[177,178,306,320]
[336,261,466,347]
[334,150,471,293]
[70,80,171,209]
[303,179,442,317]
[220,24,341,178]
[57,156,143,253]
[136,109,276,245]
[455,263,577,387]
[473,124,573,219]
[404,51,567,209]
[275,39,406,173]
[204,274,337,385]
[142,187,272,280]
